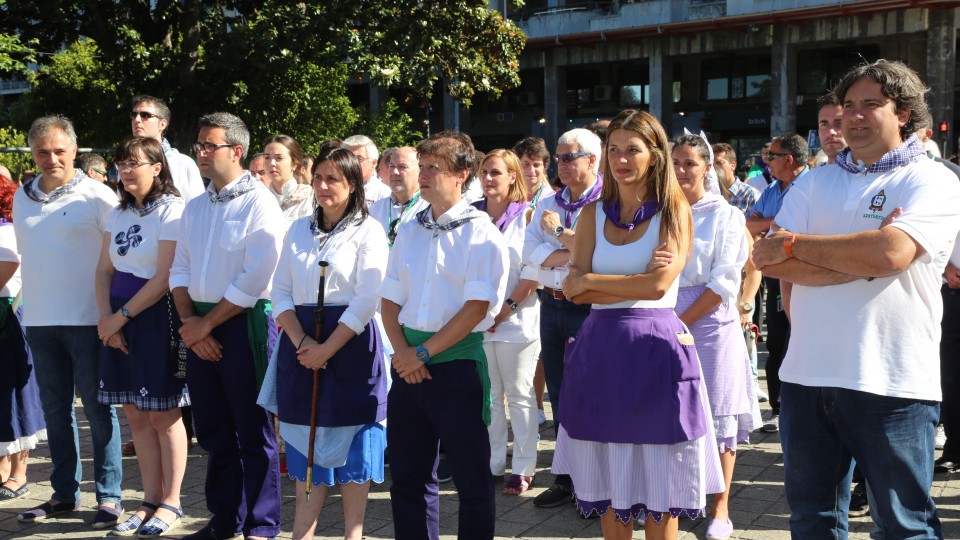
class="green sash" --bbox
[0,297,13,341]
[402,327,491,426]
[193,299,272,391]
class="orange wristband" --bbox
[783,234,797,259]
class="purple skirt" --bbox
[98,271,190,411]
[559,307,708,445]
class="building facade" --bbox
[442,0,960,170]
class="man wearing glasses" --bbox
[746,133,809,434]
[130,95,204,201]
[522,128,603,509]
[369,146,427,247]
[170,112,284,540]
[343,134,392,206]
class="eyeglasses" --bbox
[116,160,153,171]
[130,111,160,121]
[193,142,236,155]
[767,152,789,160]
[553,152,590,163]
[92,167,107,175]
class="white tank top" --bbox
[590,201,679,309]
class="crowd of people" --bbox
[0,57,959,540]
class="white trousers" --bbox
[483,339,540,477]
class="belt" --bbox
[543,287,567,301]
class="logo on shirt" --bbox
[115,225,143,256]
[868,189,886,212]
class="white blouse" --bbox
[269,179,315,222]
[272,214,388,335]
[679,192,749,300]
[368,193,429,240]
[0,225,21,297]
[106,198,183,280]
[379,199,509,333]
[482,208,540,343]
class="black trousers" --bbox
[764,276,791,414]
[941,285,960,459]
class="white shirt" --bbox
[165,147,205,202]
[680,193,748,300]
[379,199,509,333]
[14,173,118,325]
[363,176,391,207]
[463,177,484,204]
[368,192,429,240]
[482,207,540,343]
[106,198,184,280]
[269,179,315,222]
[746,175,769,193]
[272,215,388,335]
[775,157,960,401]
[522,180,599,289]
[0,224,21,297]
[169,173,285,307]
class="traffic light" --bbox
[939,121,949,134]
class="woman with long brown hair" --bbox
[556,110,723,540]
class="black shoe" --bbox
[179,526,240,540]
[848,482,869,517]
[935,456,960,473]
[436,457,453,483]
[533,483,573,508]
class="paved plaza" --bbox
[3,347,960,539]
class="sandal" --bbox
[110,502,158,536]
[0,479,29,504]
[501,474,534,496]
[136,503,183,538]
[17,500,80,522]
[92,503,125,529]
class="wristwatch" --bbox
[416,344,432,365]
[554,225,565,237]
[783,234,797,259]
[120,307,133,320]
[506,298,519,312]
[738,302,754,313]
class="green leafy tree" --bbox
[0,0,35,76]
[2,0,525,149]
[0,127,34,179]
[354,98,424,151]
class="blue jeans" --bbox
[538,293,590,490]
[25,326,122,504]
[780,382,941,539]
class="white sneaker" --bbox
[756,386,769,403]
[762,414,779,433]
[936,424,947,450]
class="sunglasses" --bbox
[553,152,590,163]
[130,111,160,121]
[388,218,401,245]
[767,152,789,160]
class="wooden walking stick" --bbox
[305,260,329,499]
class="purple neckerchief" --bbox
[472,199,528,233]
[23,170,86,204]
[602,199,659,231]
[836,135,925,175]
[554,177,603,227]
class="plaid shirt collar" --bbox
[836,135,925,176]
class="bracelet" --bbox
[506,298,519,311]
[297,334,310,350]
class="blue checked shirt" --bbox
[728,178,760,214]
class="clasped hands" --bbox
[391,346,433,384]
